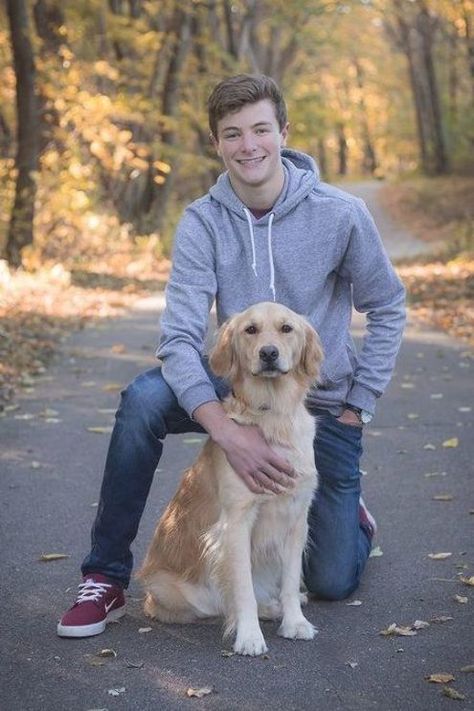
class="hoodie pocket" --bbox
[318,345,355,388]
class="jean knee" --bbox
[303,561,359,601]
[118,369,171,436]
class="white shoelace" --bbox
[76,579,111,603]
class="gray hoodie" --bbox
[158,148,406,418]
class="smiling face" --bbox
[213,100,289,208]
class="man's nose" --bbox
[240,132,257,152]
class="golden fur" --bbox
[138,302,323,655]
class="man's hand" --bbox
[193,401,296,494]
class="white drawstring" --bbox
[267,212,276,301]
[243,207,258,277]
[243,208,276,300]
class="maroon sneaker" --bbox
[57,573,125,638]
[359,497,378,540]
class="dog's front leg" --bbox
[278,514,317,641]
[219,507,268,656]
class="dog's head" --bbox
[210,302,323,387]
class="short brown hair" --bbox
[207,74,287,140]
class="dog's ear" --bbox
[301,323,324,380]
[209,318,236,378]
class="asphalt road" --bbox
[1,182,473,710]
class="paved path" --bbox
[1,183,473,710]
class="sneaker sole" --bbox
[57,605,126,638]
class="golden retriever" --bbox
[138,302,323,655]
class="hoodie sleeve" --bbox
[340,198,406,414]
[157,208,219,417]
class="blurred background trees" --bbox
[1,0,472,268]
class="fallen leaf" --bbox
[442,687,466,700]
[31,461,41,469]
[412,619,430,629]
[346,600,362,606]
[401,382,415,389]
[428,552,452,560]
[431,615,454,623]
[407,413,420,419]
[460,575,474,587]
[442,437,459,448]
[39,553,70,562]
[81,381,96,387]
[111,344,126,353]
[221,650,235,657]
[369,546,383,558]
[454,595,468,604]
[430,393,444,399]
[14,413,35,420]
[39,408,59,417]
[426,673,455,684]
[460,665,474,673]
[86,426,114,434]
[346,661,358,668]
[138,627,152,633]
[433,495,454,501]
[379,623,417,637]
[425,471,447,478]
[97,649,117,658]
[458,406,472,413]
[424,443,436,450]
[108,687,126,696]
[102,383,122,392]
[186,687,213,698]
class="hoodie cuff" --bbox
[180,383,220,420]
[346,382,379,415]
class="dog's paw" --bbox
[278,617,317,640]
[233,629,268,656]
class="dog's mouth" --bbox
[253,364,289,377]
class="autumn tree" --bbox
[4,0,39,267]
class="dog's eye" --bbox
[245,324,258,335]
[281,324,293,333]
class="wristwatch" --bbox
[344,404,373,425]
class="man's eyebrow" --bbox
[221,121,273,132]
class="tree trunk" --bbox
[4,0,39,267]
[337,124,348,176]
[352,57,378,175]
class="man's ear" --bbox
[280,122,290,147]
[209,319,236,378]
[209,132,221,158]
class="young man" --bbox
[58,74,405,638]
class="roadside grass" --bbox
[381,175,474,348]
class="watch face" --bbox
[361,410,373,424]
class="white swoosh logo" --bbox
[105,597,117,613]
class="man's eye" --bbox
[281,324,293,333]
[245,325,258,334]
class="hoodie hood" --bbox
[208,148,321,221]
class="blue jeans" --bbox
[82,364,372,600]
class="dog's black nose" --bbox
[259,345,279,363]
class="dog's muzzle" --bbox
[257,345,286,375]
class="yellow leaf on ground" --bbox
[86,426,114,434]
[102,383,123,392]
[433,495,454,501]
[428,552,452,560]
[442,687,466,700]
[426,673,455,683]
[39,553,70,562]
[111,344,126,354]
[460,575,474,586]
[442,437,459,448]
[186,687,213,698]
[454,595,468,604]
